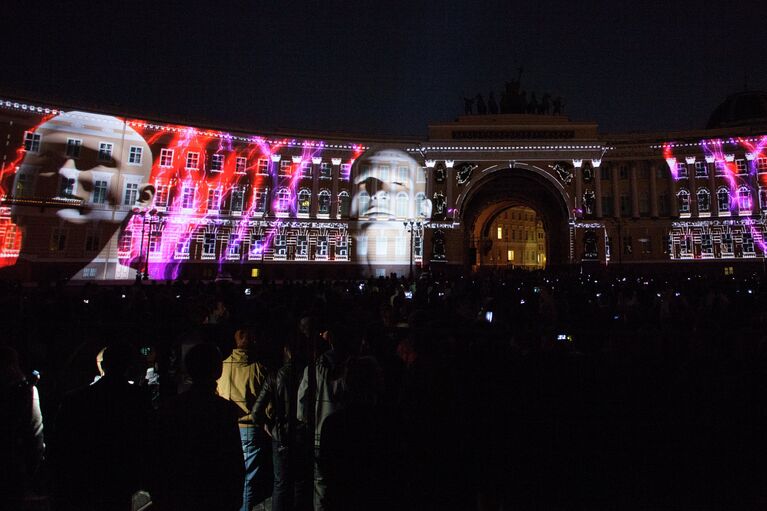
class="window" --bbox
[336,235,349,259]
[14,173,30,196]
[148,231,161,253]
[249,234,264,258]
[155,184,169,207]
[66,138,82,158]
[736,159,747,174]
[253,188,267,213]
[676,162,688,178]
[619,166,629,180]
[301,162,312,177]
[235,157,247,174]
[297,189,311,215]
[416,168,426,183]
[717,187,730,213]
[395,234,407,256]
[226,236,240,258]
[279,160,292,176]
[316,236,329,258]
[231,187,245,212]
[743,232,755,254]
[128,146,143,165]
[340,164,351,179]
[695,161,707,178]
[318,190,331,215]
[23,131,41,152]
[620,194,630,216]
[715,162,727,176]
[601,168,611,181]
[738,186,752,211]
[85,230,100,252]
[338,191,350,218]
[160,148,174,167]
[656,167,667,180]
[274,234,287,258]
[203,233,216,256]
[50,228,67,252]
[758,157,767,172]
[697,188,710,212]
[639,192,650,216]
[207,187,221,211]
[175,237,191,259]
[396,192,409,218]
[677,189,690,214]
[415,192,427,217]
[638,166,649,179]
[602,195,613,216]
[722,233,733,254]
[59,177,75,197]
[257,159,269,175]
[398,166,409,183]
[760,188,767,211]
[82,267,97,279]
[507,250,514,262]
[378,165,390,183]
[296,235,308,257]
[376,234,388,256]
[701,234,713,255]
[182,184,195,209]
[320,163,332,179]
[211,154,224,172]
[276,188,291,213]
[92,180,108,204]
[98,142,113,162]
[186,151,200,170]
[118,231,132,252]
[358,191,370,216]
[123,182,139,206]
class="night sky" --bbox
[2,0,765,137]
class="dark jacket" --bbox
[53,375,150,510]
[253,359,305,446]
[151,383,245,511]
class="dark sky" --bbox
[2,0,765,137]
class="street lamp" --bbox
[403,219,422,280]
[143,209,165,280]
[133,208,148,283]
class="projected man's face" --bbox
[351,149,431,274]
[13,111,153,229]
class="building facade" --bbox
[0,91,765,281]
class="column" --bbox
[612,166,620,218]
[311,156,321,216]
[686,157,697,216]
[708,158,718,218]
[574,159,583,214]
[445,159,455,219]
[594,165,603,217]
[630,163,640,218]
[649,162,659,218]
[668,163,678,217]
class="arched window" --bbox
[318,189,331,215]
[297,189,311,215]
[415,192,427,217]
[697,188,710,212]
[677,189,690,213]
[276,187,291,213]
[357,191,370,216]
[395,192,409,218]
[717,187,730,212]
[738,186,752,211]
[338,191,350,218]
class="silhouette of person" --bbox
[553,97,565,115]
[475,94,487,115]
[539,93,551,115]
[527,93,539,114]
[488,92,499,115]
[151,343,245,511]
[0,346,44,510]
[53,342,150,511]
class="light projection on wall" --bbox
[662,135,767,260]
[0,103,364,279]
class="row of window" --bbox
[677,186,764,215]
[495,226,545,241]
[674,159,767,178]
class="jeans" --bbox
[241,426,271,511]
[272,438,310,511]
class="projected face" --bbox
[13,111,154,227]
[352,149,431,274]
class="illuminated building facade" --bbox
[0,91,765,281]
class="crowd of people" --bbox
[2,266,767,510]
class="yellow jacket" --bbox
[216,349,266,425]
